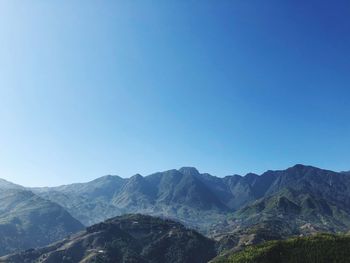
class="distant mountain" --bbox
[1,164,350,257]
[0,189,84,256]
[0,179,24,190]
[210,165,350,238]
[29,165,350,236]
[231,190,350,236]
[0,214,217,263]
[211,233,350,263]
[33,175,127,226]
[262,165,350,202]
[32,168,231,231]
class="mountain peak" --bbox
[284,164,336,177]
[131,173,143,179]
[126,174,145,185]
[291,164,312,169]
[244,173,259,183]
[178,167,200,176]
[288,164,327,172]
[92,174,123,182]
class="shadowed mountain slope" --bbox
[0,189,84,256]
[32,168,232,230]
[0,164,349,257]
[0,214,217,263]
[210,165,350,237]
[29,165,350,236]
[0,179,24,191]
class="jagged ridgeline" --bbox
[32,164,350,236]
[0,164,350,260]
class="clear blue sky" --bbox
[0,1,349,186]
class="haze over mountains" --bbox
[32,164,350,234]
[1,164,350,260]
[0,188,83,256]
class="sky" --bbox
[0,1,349,187]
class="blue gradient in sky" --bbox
[0,1,349,186]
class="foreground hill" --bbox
[211,233,350,263]
[0,214,217,263]
[0,189,84,256]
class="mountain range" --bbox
[31,164,350,235]
[1,164,350,259]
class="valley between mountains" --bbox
[1,164,350,262]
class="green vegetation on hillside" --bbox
[212,233,350,263]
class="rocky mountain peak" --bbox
[178,167,200,176]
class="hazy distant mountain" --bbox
[237,165,350,232]
[0,179,24,190]
[0,189,84,256]
[234,189,350,233]
[29,165,350,236]
[32,168,231,230]
[1,164,350,257]
[0,214,217,263]
[33,175,127,226]
[211,165,350,242]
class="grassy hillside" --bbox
[212,233,350,263]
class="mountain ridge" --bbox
[5,164,350,234]
[0,214,217,263]
[0,188,84,256]
[1,164,350,259]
